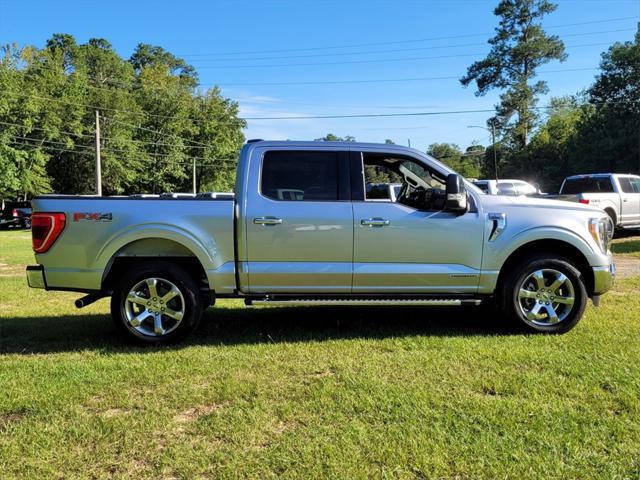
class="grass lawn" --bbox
[1,229,639,479]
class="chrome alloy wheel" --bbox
[123,277,185,337]
[517,268,575,326]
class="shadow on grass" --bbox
[0,304,520,354]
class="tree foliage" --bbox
[427,143,482,179]
[0,34,245,201]
[460,0,566,149]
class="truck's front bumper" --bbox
[26,265,46,289]
[592,261,615,296]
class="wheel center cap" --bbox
[540,291,551,302]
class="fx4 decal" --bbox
[73,212,113,222]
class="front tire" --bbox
[110,261,203,345]
[501,253,587,334]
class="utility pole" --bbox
[468,122,499,181]
[491,120,499,181]
[192,158,197,194]
[95,110,102,196]
[407,138,411,148]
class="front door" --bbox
[351,150,485,293]
[244,149,353,293]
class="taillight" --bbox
[579,199,590,205]
[32,213,66,253]
[11,208,18,217]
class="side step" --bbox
[247,298,483,307]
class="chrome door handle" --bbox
[253,216,283,225]
[361,217,390,227]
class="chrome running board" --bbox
[248,298,482,307]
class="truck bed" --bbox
[31,195,236,293]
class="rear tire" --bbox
[110,261,203,345]
[501,253,587,334]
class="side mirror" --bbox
[446,174,467,214]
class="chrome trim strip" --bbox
[252,298,470,306]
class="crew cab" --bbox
[550,174,640,229]
[26,141,616,344]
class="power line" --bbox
[5,139,94,157]
[216,67,600,87]
[176,15,639,57]
[0,120,95,139]
[187,41,621,69]
[180,28,636,63]
[6,139,237,165]
[0,119,219,150]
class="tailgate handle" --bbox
[254,216,283,225]
[361,218,390,227]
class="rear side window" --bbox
[619,177,640,193]
[561,177,614,194]
[261,151,343,201]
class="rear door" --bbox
[617,176,640,225]
[243,149,353,293]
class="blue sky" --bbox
[1,0,638,151]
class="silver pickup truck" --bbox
[26,141,615,344]
[550,174,640,229]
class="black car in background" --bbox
[0,201,32,229]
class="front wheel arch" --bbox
[496,239,594,299]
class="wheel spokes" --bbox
[146,278,159,300]
[543,304,560,323]
[548,273,568,293]
[531,270,546,290]
[124,277,186,337]
[153,314,165,335]
[519,288,538,300]
[161,286,181,304]
[130,310,152,327]
[127,292,149,306]
[164,307,184,322]
[526,302,544,320]
[553,295,574,305]
[519,268,576,326]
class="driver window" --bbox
[362,153,447,211]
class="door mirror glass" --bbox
[446,174,467,214]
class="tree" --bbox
[460,0,566,149]
[525,95,592,190]
[0,34,245,197]
[573,30,640,175]
[314,133,355,142]
[427,142,481,178]
[384,139,395,144]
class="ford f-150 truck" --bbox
[549,173,640,229]
[26,141,616,344]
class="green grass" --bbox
[1,231,639,479]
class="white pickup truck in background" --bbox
[550,174,640,229]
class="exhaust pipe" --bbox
[75,292,107,309]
